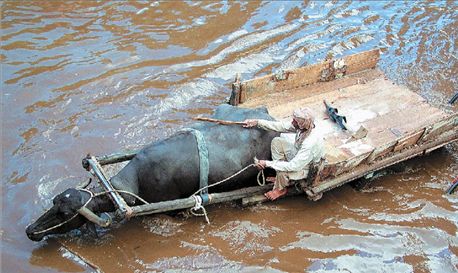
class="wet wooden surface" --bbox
[240,68,449,166]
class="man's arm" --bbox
[243,118,294,133]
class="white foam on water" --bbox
[136,252,283,273]
[308,254,413,273]
[60,247,92,268]
[136,7,149,15]
[227,29,249,41]
[125,23,302,130]
[142,216,183,237]
[207,45,281,81]
[281,219,457,272]
[211,220,281,256]
[37,175,60,207]
[368,201,458,224]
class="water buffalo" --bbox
[26,104,278,241]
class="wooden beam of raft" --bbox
[131,184,272,216]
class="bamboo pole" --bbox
[131,184,272,216]
[96,151,138,165]
[59,241,102,272]
[83,118,246,168]
[82,117,246,168]
[193,117,246,126]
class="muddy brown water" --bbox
[1,1,457,272]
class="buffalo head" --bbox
[26,188,111,241]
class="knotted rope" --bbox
[190,195,210,224]
[190,163,265,224]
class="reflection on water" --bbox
[1,1,457,272]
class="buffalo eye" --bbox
[56,210,72,221]
[59,206,74,218]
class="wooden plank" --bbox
[367,140,397,163]
[239,68,384,114]
[336,150,372,175]
[312,129,458,194]
[229,74,242,106]
[393,129,425,152]
[193,117,245,126]
[419,113,458,143]
[87,151,137,166]
[362,103,445,148]
[319,162,342,179]
[239,49,380,103]
[242,72,446,166]
[345,50,380,75]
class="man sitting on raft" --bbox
[243,108,325,201]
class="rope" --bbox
[94,189,149,205]
[190,163,265,224]
[31,189,94,235]
[87,162,261,226]
[190,195,210,224]
[257,168,266,186]
[192,163,264,196]
[30,188,146,235]
[83,163,264,226]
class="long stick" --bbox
[131,184,272,216]
[59,241,102,272]
[193,117,246,126]
[449,92,458,104]
[83,118,245,167]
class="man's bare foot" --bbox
[266,177,276,184]
[264,188,287,201]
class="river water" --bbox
[1,1,457,272]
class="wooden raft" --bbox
[230,49,458,200]
[85,49,457,218]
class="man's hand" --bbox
[255,160,266,170]
[243,119,258,128]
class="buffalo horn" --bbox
[77,207,111,227]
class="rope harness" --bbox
[31,188,94,235]
[31,128,265,233]
[182,128,266,223]
[30,188,148,235]
[180,128,211,204]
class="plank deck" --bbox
[241,69,446,164]
[236,49,457,196]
